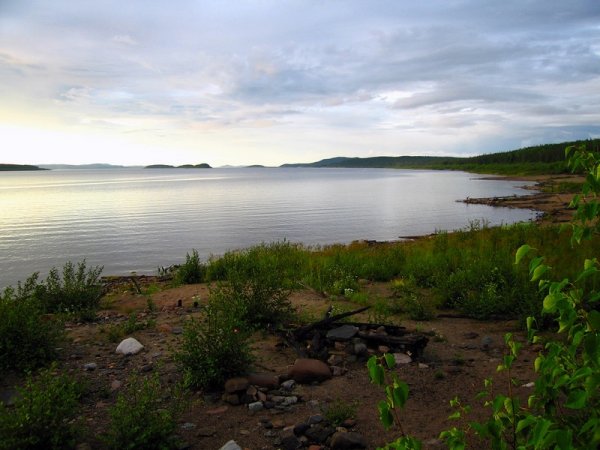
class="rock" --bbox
[353,343,368,355]
[341,418,356,428]
[330,431,367,449]
[115,337,144,355]
[171,327,183,335]
[393,353,412,365]
[326,325,359,340]
[248,401,264,412]
[308,414,324,425]
[481,336,494,350]
[206,405,229,415]
[328,354,344,366]
[280,429,301,450]
[218,440,242,450]
[83,362,97,371]
[248,372,280,389]
[257,391,267,402]
[522,381,535,388]
[289,359,332,384]
[305,425,335,444]
[110,380,122,391]
[140,363,153,373]
[418,363,429,369]
[281,396,298,406]
[222,393,240,405]
[180,422,196,430]
[378,345,390,353]
[224,377,249,393]
[294,422,310,436]
[281,379,296,390]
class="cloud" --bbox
[112,34,137,46]
[0,0,599,164]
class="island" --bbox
[145,163,212,169]
[0,163,47,171]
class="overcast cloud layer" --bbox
[1,0,599,166]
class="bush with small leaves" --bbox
[175,286,253,389]
[34,260,103,315]
[0,274,63,372]
[0,364,82,450]
[175,249,205,285]
[103,371,182,450]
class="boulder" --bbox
[224,377,249,393]
[326,324,359,340]
[330,431,367,449]
[115,337,144,355]
[248,372,280,389]
[393,353,412,365]
[289,358,331,383]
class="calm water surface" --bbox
[0,168,538,288]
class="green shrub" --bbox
[401,294,435,321]
[0,364,82,450]
[175,288,253,389]
[0,275,63,372]
[175,249,205,284]
[321,398,358,427]
[34,260,103,314]
[103,372,181,450]
[103,313,156,343]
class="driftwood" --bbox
[293,306,370,339]
[284,305,429,360]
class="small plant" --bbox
[175,249,205,285]
[103,371,182,450]
[34,260,103,314]
[0,364,83,450]
[401,294,434,321]
[321,398,358,427]
[367,354,422,449]
[175,287,253,389]
[0,274,63,372]
[103,314,156,343]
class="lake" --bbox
[0,167,538,288]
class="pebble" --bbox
[218,440,242,450]
[281,379,296,390]
[180,422,196,430]
[83,362,97,371]
[248,401,264,412]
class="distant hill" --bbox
[281,138,600,175]
[145,163,212,169]
[38,163,134,170]
[0,163,46,171]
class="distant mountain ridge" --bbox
[0,163,46,171]
[281,138,600,174]
[145,163,212,169]
[38,163,137,169]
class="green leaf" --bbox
[531,264,549,281]
[378,400,394,429]
[515,415,536,434]
[515,245,533,265]
[565,390,587,409]
[384,353,396,369]
[543,293,562,313]
[392,382,409,408]
[368,358,384,385]
[588,310,600,331]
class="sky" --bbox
[1,1,599,167]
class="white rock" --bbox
[115,337,144,355]
[393,353,412,365]
[522,382,535,388]
[219,440,242,450]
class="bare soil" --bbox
[47,281,538,450]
